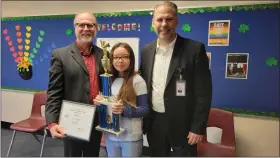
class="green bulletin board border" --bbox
[1,3,279,21]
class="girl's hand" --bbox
[112,100,124,114]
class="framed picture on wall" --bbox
[208,20,230,46]
[225,53,249,79]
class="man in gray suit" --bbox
[45,12,104,157]
[140,1,212,157]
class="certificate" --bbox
[58,100,96,141]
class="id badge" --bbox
[176,80,186,96]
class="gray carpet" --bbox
[1,129,108,157]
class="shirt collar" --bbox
[75,40,94,56]
[156,34,177,49]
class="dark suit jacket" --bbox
[140,35,212,146]
[45,42,104,125]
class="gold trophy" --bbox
[94,40,125,136]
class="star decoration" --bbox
[265,57,278,67]
[239,24,249,33]
[182,24,191,32]
[150,25,154,32]
[66,29,73,36]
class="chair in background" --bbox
[197,108,236,157]
[7,91,48,157]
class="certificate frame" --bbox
[58,100,96,142]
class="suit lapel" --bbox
[71,43,89,74]
[147,40,157,91]
[165,35,184,89]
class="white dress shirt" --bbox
[151,36,177,113]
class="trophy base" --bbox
[95,125,125,136]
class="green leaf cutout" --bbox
[33,48,38,54]
[36,42,40,48]
[266,57,278,67]
[38,36,43,42]
[39,30,45,36]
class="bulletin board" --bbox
[1,3,279,117]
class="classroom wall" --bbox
[1,1,279,157]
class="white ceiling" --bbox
[2,1,278,17]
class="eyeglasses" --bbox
[75,23,97,29]
[113,56,130,61]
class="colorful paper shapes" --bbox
[3,29,8,34]
[66,29,73,36]
[44,53,48,59]
[182,24,192,32]
[33,48,38,54]
[25,39,30,44]
[239,24,249,33]
[149,25,154,32]
[26,26,32,32]
[2,25,47,80]
[38,36,43,42]
[15,25,20,31]
[36,42,40,48]
[40,30,45,36]
[266,57,278,67]
[51,42,56,48]
[47,47,52,53]
[30,53,35,59]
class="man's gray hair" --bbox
[73,12,96,26]
[153,1,178,17]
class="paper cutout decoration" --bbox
[51,42,56,48]
[66,28,73,36]
[182,24,192,32]
[2,25,46,80]
[150,25,154,32]
[239,24,249,33]
[266,57,278,67]
[97,23,140,32]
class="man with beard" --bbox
[140,1,212,157]
[45,12,104,157]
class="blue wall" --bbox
[1,8,279,113]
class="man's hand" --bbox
[112,100,124,114]
[93,92,104,105]
[187,132,203,145]
[49,124,66,139]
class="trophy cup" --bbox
[94,40,125,136]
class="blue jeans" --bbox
[105,138,143,157]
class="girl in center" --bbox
[100,42,149,157]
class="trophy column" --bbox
[94,40,124,136]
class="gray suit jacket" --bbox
[45,42,104,125]
[140,35,212,146]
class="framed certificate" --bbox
[58,100,96,142]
